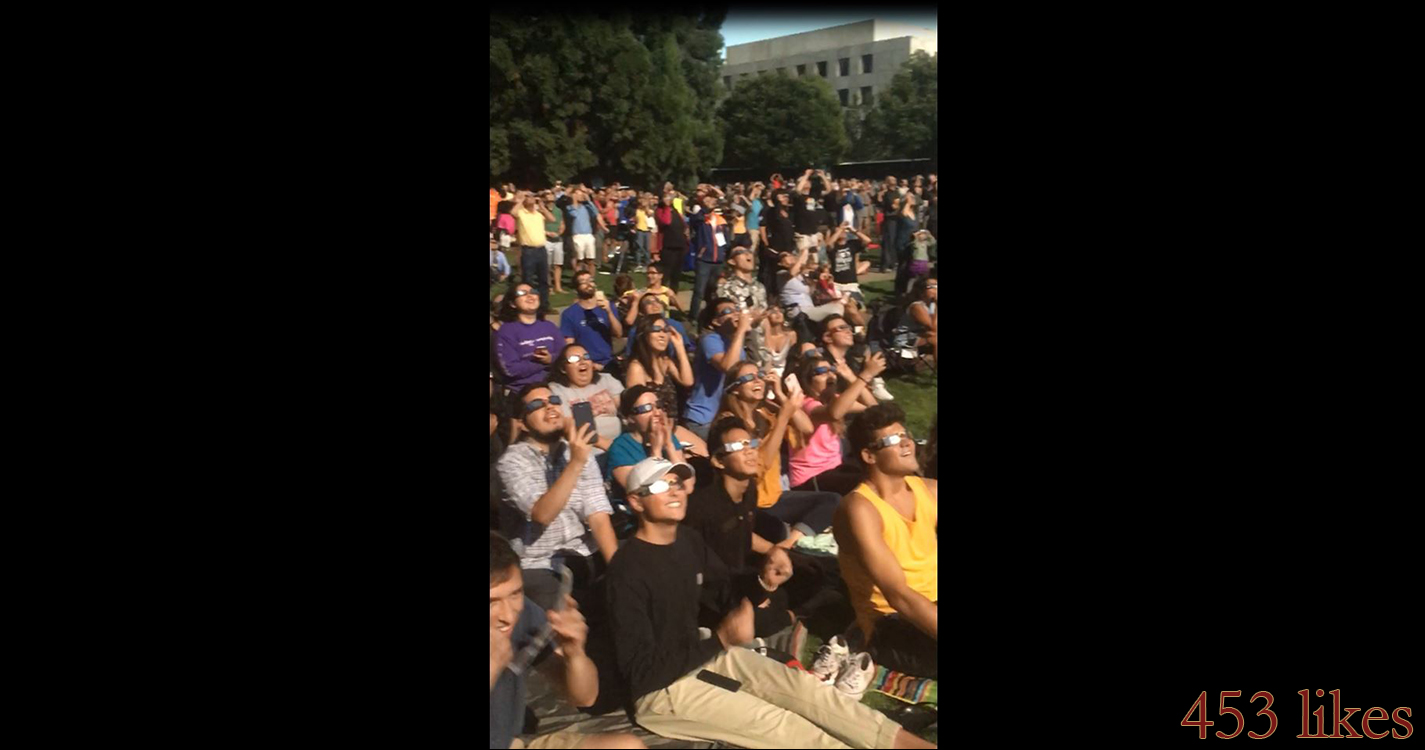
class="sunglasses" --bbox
[926,285,938,290]
[513,289,533,297]
[730,371,765,389]
[715,308,736,319]
[629,402,657,416]
[523,395,563,413]
[565,354,591,364]
[872,432,912,450]
[717,438,760,455]
[811,366,833,376]
[636,478,684,496]
[647,325,668,333]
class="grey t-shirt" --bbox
[779,273,815,316]
[549,378,626,451]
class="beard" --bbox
[577,286,596,300]
[528,422,564,443]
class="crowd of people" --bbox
[489,169,939,750]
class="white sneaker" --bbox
[870,377,895,402]
[834,651,876,699]
[808,635,850,684]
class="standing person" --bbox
[686,192,731,326]
[567,188,607,277]
[745,183,764,257]
[683,299,753,442]
[495,282,563,391]
[559,270,623,371]
[496,201,518,253]
[634,195,652,272]
[604,457,935,749]
[491,234,512,285]
[893,193,923,299]
[624,315,695,425]
[877,177,901,273]
[792,170,827,266]
[496,384,618,611]
[758,189,795,296]
[490,532,648,750]
[788,351,889,496]
[654,195,688,294]
[602,189,622,268]
[906,229,936,280]
[543,189,567,295]
[513,191,557,307]
[834,404,938,679]
[827,221,873,304]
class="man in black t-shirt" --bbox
[827,221,874,304]
[792,171,826,260]
[605,457,924,749]
[877,176,902,272]
[758,190,795,295]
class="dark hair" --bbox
[613,273,635,298]
[631,315,674,379]
[699,296,738,331]
[491,531,521,585]
[707,416,752,460]
[548,342,600,386]
[515,382,555,410]
[572,268,594,285]
[496,278,550,322]
[715,361,766,427]
[798,357,846,436]
[619,384,660,417]
[907,274,933,306]
[848,403,908,456]
[818,314,848,345]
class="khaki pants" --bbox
[632,647,900,749]
[510,730,587,748]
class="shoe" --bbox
[834,651,875,699]
[808,635,850,684]
[870,377,895,402]
[598,271,611,275]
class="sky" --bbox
[719,9,937,58]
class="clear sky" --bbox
[719,10,937,58]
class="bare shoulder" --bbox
[835,491,881,534]
[918,477,937,499]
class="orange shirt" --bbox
[490,189,500,222]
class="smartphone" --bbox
[696,670,742,693]
[783,373,801,393]
[571,401,597,443]
[509,563,573,676]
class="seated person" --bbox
[622,315,694,425]
[494,282,563,390]
[833,404,938,679]
[621,265,682,327]
[682,417,799,645]
[606,457,934,749]
[788,352,889,496]
[608,385,707,490]
[714,363,840,550]
[622,293,694,360]
[548,343,625,472]
[496,384,618,612]
[490,532,646,750]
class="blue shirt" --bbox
[746,199,763,231]
[560,303,616,365]
[490,597,551,749]
[568,202,597,235]
[490,249,511,276]
[684,331,734,424]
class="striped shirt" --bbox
[496,440,613,571]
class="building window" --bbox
[724,76,732,89]
[838,57,850,76]
[838,89,849,106]
[817,61,827,77]
[861,86,873,106]
[777,67,786,75]
[862,54,873,74]
[797,64,806,76]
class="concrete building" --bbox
[720,19,937,110]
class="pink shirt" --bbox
[789,397,843,487]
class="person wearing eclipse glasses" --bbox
[603,456,936,749]
[608,385,707,492]
[558,269,622,371]
[496,383,618,613]
[833,403,939,680]
[548,343,626,476]
[494,280,563,390]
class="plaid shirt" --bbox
[496,440,613,571]
[715,273,768,313]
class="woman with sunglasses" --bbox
[788,350,889,496]
[905,274,938,350]
[493,280,561,390]
[621,293,694,361]
[624,315,694,425]
[548,344,626,471]
[751,304,798,378]
[608,385,707,491]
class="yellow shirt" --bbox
[673,197,684,214]
[733,214,747,235]
[514,206,547,247]
[841,476,938,639]
[636,208,650,232]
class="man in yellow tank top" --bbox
[833,404,938,679]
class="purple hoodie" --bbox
[495,318,562,389]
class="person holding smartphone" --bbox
[559,270,622,371]
[494,281,562,390]
[548,343,626,475]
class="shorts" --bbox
[499,234,514,249]
[795,233,819,252]
[545,240,564,266]
[571,234,596,260]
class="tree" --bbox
[489,12,726,188]
[855,51,938,162]
[717,75,849,168]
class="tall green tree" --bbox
[855,51,938,162]
[717,75,849,168]
[489,11,726,188]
